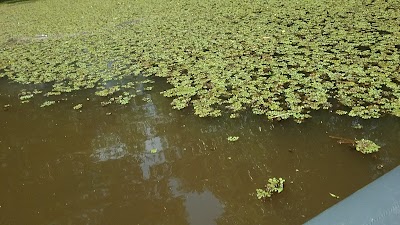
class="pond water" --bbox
[1,79,399,225]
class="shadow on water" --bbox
[0,79,400,225]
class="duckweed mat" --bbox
[1,0,399,121]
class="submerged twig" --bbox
[329,135,356,145]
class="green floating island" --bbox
[0,0,399,120]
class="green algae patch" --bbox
[0,0,399,120]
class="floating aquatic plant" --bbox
[352,124,363,129]
[142,97,152,103]
[115,92,134,105]
[40,100,55,107]
[329,193,340,199]
[0,0,399,120]
[355,139,380,154]
[19,94,33,101]
[227,136,239,142]
[95,86,121,97]
[73,104,83,110]
[256,177,285,200]
[329,136,380,154]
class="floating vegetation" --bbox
[95,86,121,97]
[115,92,135,105]
[150,148,158,154]
[329,193,340,199]
[0,0,399,120]
[329,136,380,154]
[355,139,380,154]
[115,96,130,105]
[3,104,11,110]
[44,91,61,97]
[142,97,152,103]
[256,177,285,200]
[227,136,239,142]
[19,94,33,101]
[40,100,56,107]
[73,104,83,110]
[352,124,363,129]
[101,101,112,107]
[229,113,239,119]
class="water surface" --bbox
[1,80,399,225]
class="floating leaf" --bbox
[40,101,55,107]
[227,136,239,142]
[329,193,340,199]
[73,104,83,110]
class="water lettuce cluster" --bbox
[355,139,380,154]
[256,177,285,200]
[0,0,399,121]
[227,136,239,142]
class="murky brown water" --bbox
[1,79,400,225]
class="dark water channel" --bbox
[1,80,400,225]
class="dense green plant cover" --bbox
[0,0,399,120]
[256,177,285,200]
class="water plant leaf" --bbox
[227,136,239,142]
[256,177,285,200]
[352,124,363,129]
[73,104,83,110]
[329,193,340,199]
[355,139,380,154]
[40,101,55,107]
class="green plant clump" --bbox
[355,139,380,154]
[256,177,285,200]
[0,0,399,120]
[227,136,239,142]
[40,100,56,107]
[352,124,363,129]
[73,104,83,110]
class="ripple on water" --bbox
[90,143,128,162]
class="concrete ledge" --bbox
[304,166,400,225]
